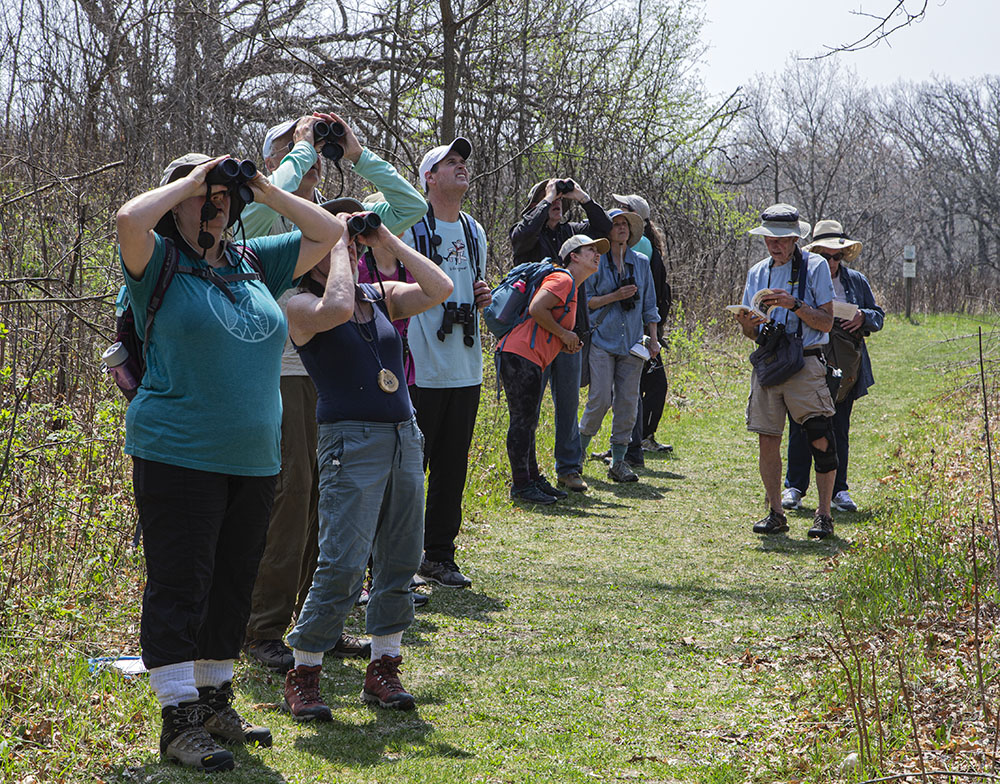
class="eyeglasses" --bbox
[818,251,844,261]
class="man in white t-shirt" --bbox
[404,138,491,588]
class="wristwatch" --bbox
[791,298,803,312]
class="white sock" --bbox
[193,659,234,689]
[293,648,324,668]
[370,632,403,661]
[148,661,198,708]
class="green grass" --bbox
[2,312,996,782]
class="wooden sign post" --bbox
[903,245,916,318]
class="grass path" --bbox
[127,314,990,784]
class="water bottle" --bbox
[101,342,139,400]
[497,278,528,324]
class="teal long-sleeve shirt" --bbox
[241,141,427,239]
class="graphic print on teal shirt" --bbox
[120,232,300,476]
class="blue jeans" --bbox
[540,349,584,476]
[784,396,854,495]
[287,418,424,654]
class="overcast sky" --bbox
[697,0,997,97]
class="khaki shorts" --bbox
[746,355,836,435]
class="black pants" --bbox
[133,457,276,670]
[499,352,544,487]
[409,384,481,563]
[627,356,669,460]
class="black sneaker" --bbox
[589,449,612,462]
[244,638,294,674]
[411,589,429,608]
[752,509,789,535]
[418,557,472,588]
[510,483,557,505]
[533,476,568,500]
[198,682,272,748]
[808,513,835,540]
[331,633,371,659]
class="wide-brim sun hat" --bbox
[805,219,862,263]
[559,234,610,262]
[748,203,811,239]
[611,193,650,222]
[320,197,366,215]
[607,208,644,248]
[155,153,216,236]
[418,137,473,193]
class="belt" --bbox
[803,348,822,358]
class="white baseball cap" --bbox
[417,137,472,193]
[262,119,298,160]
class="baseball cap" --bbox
[417,137,472,193]
[262,119,298,160]
[559,234,610,261]
[611,193,651,221]
[159,153,212,187]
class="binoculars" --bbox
[313,120,346,161]
[618,275,639,310]
[756,319,786,347]
[554,179,575,194]
[205,158,257,205]
[347,212,382,239]
[437,302,476,346]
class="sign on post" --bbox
[902,245,916,318]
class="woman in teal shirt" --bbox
[116,153,343,771]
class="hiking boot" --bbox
[557,472,588,492]
[332,633,371,659]
[533,476,568,500]
[419,557,472,588]
[590,448,612,463]
[781,487,804,510]
[198,682,272,748]
[608,460,639,483]
[160,700,234,771]
[244,638,294,674]
[624,455,644,469]
[832,490,858,512]
[361,655,415,710]
[511,483,557,505]
[282,665,332,722]
[752,509,789,535]
[641,436,673,453]
[808,513,835,540]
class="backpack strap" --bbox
[142,237,182,363]
[458,212,483,281]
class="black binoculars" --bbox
[756,319,786,347]
[437,302,476,346]
[554,179,575,194]
[205,158,257,205]
[347,212,382,239]
[618,275,639,310]
[313,120,346,161]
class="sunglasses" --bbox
[818,251,845,261]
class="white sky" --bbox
[697,0,998,97]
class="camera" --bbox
[755,319,786,347]
[313,120,346,161]
[347,211,382,239]
[554,179,575,195]
[205,158,257,205]
[437,302,476,347]
[618,275,639,310]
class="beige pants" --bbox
[746,355,835,436]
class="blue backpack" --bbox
[483,260,575,340]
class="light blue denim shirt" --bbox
[742,250,834,348]
[585,247,659,356]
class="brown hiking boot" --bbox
[160,701,234,771]
[198,682,272,747]
[282,664,332,721]
[331,632,371,659]
[362,655,415,710]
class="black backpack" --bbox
[104,238,264,401]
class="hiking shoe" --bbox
[332,633,371,659]
[411,590,429,608]
[418,557,472,588]
[808,513,835,540]
[832,490,858,512]
[557,472,588,492]
[244,638,294,674]
[624,455,644,469]
[160,700,234,771]
[199,682,272,748]
[608,460,639,483]
[510,483,557,505]
[589,448,611,463]
[362,655,415,710]
[356,586,370,605]
[282,665,332,722]
[534,475,568,500]
[752,509,789,535]
[641,436,673,453]
[781,487,804,510]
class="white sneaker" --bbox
[832,490,857,512]
[781,487,803,510]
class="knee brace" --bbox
[803,416,838,473]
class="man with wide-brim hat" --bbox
[781,219,884,516]
[733,203,840,540]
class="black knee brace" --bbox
[803,415,838,473]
